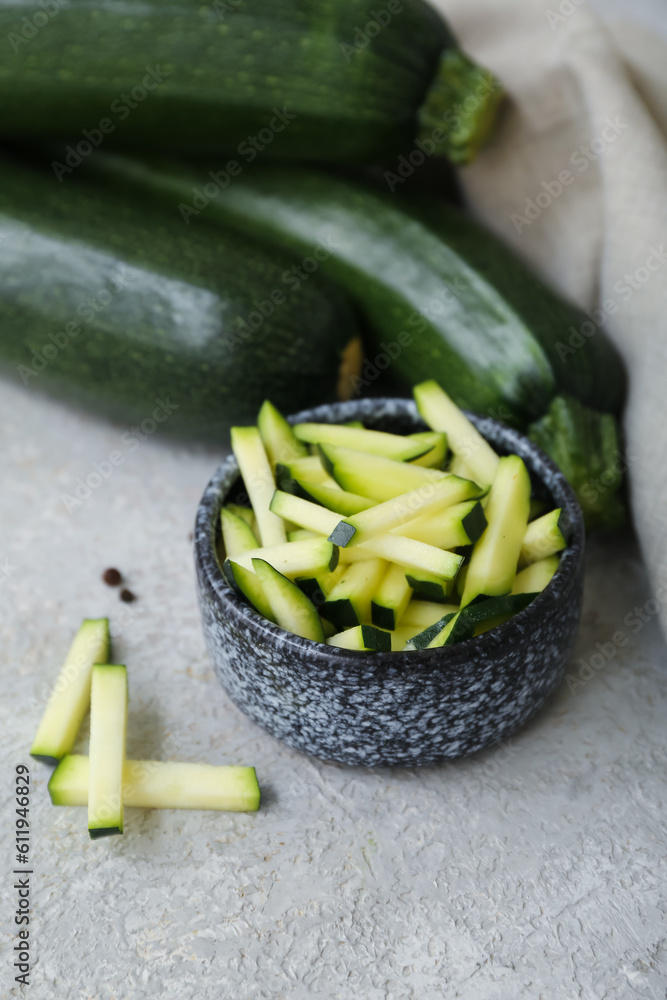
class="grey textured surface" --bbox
[2,380,667,1000]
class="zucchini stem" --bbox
[418,50,504,164]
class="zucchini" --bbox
[391,500,487,548]
[294,423,432,461]
[405,571,455,603]
[227,538,338,577]
[0,155,360,440]
[88,664,127,839]
[31,619,110,764]
[223,560,276,623]
[320,444,448,502]
[7,1,500,164]
[220,507,258,558]
[400,600,459,629]
[427,610,473,647]
[101,159,625,422]
[371,563,413,631]
[327,625,391,653]
[231,427,286,547]
[49,755,260,811]
[409,431,448,468]
[269,490,340,537]
[293,480,375,517]
[512,555,560,595]
[329,475,485,547]
[405,613,456,649]
[276,457,336,492]
[251,559,324,642]
[414,381,499,487]
[258,400,308,469]
[520,509,569,567]
[461,456,531,607]
[339,533,463,580]
[322,558,387,629]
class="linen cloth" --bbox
[434,0,667,636]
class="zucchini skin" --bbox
[92,159,626,422]
[0,0,491,163]
[0,156,359,439]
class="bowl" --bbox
[194,398,584,767]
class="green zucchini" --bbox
[220,507,259,558]
[258,400,308,469]
[269,490,341,537]
[371,563,413,631]
[31,618,110,765]
[97,159,625,422]
[223,560,276,623]
[519,509,569,567]
[251,559,324,642]
[320,444,448,502]
[88,664,127,839]
[293,480,375,517]
[512,555,560,595]
[401,600,459,628]
[294,423,432,461]
[228,538,339,577]
[330,475,485,547]
[322,558,387,629]
[339,533,463,581]
[49,755,260,812]
[461,456,531,607]
[327,625,391,653]
[0,155,360,440]
[3,0,499,164]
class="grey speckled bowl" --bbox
[194,399,584,766]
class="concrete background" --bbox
[2,2,667,996]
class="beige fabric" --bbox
[432,0,667,634]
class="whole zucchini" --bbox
[91,158,626,422]
[0,155,361,439]
[89,155,626,525]
[0,0,500,165]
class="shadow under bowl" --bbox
[194,398,584,767]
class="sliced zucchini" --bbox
[408,431,448,468]
[330,475,485,547]
[257,399,308,468]
[287,528,318,542]
[226,504,256,529]
[320,444,448,502]
[252,559,324,642]
[461,455,531,607]
[49,754,260,811]
[293,479,375,516]
[405,613,457,649]
[276,455,331,489]
[231,426,286,547]
[88,664,127,839]
[339,533,462,580]
[220,506,259,558]
[30,618,110,764]
[392,500,487,548]
[414,380,499,487]
[371,563,413,631]
[462,593,536,629]
[269,490,340,536]
[296,564,345,605]
[294,423,431,461]
[322,558,387,629]
[512,554,560,594]
[327,624,391,652]
[400,600,459,628]
[405,571,455,602]
[223,559,276,622]
[520,508,569,566]
[427,610,475,647]
[229,537,338,577]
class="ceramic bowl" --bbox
[194,398,584,766]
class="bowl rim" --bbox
[194,398,584,674]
